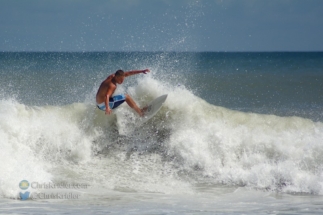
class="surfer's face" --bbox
[115,75,125,84]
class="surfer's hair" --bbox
[115,70,125,77]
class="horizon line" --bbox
[1,50,323,53]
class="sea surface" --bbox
[0,52,323,214]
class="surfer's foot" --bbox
[141,106,148,114]
[138,106,149,117]
[134,107,144,117]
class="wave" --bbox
[1,76,323,198]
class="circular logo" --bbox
[19,180,30,190]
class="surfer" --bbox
[96,69,150,116]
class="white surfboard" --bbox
[140,94,167,124]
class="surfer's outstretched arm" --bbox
[124,69,150,77]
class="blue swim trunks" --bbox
[97,94,126,111]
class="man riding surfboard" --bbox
[96,69,150,116]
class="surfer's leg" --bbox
[125,94,143,117]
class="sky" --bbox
[1,0,323,52]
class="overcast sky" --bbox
[1,0,323,52]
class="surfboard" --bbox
[140,94,167,124]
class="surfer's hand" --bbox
[143,69,150,74]
[105,108,112,115]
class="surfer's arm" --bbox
[124,69,150,77]
[105,84,116,115]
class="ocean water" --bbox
[0,52,323,214]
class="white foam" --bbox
[1,75,323,198]
[137,76,323,194]
[111,75,323,194]
[0,100,98,198]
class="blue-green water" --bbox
[1,52,322,120]
[1,52,323,214]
